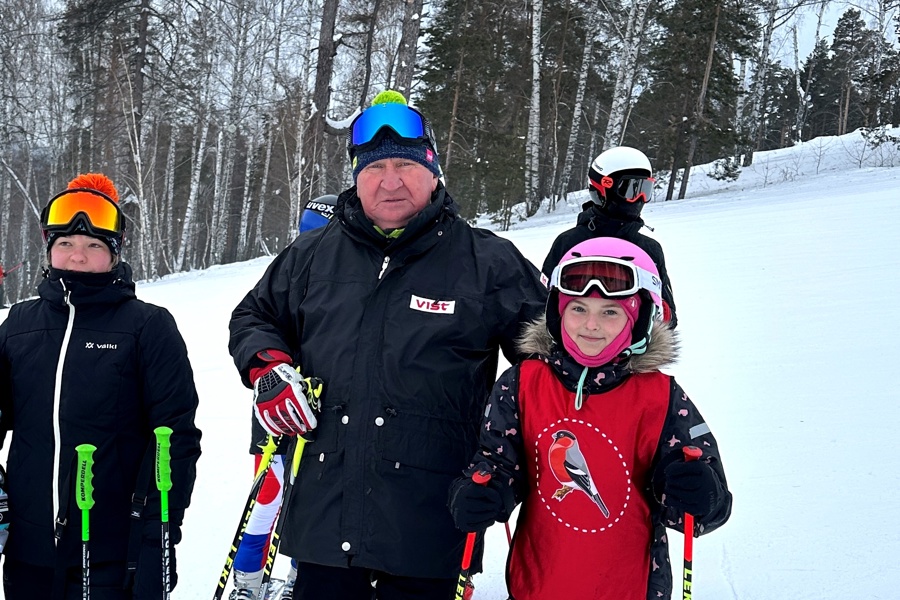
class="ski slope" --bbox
[2,130,899,599]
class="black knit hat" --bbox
[352,137,441,181]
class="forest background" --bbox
[1,0,898,304]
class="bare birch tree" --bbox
[553,0,601,209]
[525,0,544,215]
[792,0,828,141]
[603,0,656,150]
[394,0,425,96]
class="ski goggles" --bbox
[550,256,661,299]
[348,103,438,158]
[41,188,123,237]
[591,174,655,203]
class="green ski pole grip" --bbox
[154,426,173,522]
[75,444,97,541]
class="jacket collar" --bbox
[39,262,137,308]
[516,314,678,393]
[336,182,458,251]
[577,202,645,235]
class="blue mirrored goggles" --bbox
[348,103,437,158]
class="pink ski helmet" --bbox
[548,237,663,357]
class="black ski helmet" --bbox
[299,194,337,233]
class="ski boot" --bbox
[230,568,264,600]
[280,561,298,599]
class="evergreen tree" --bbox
[629,0,756,196]
[418,0,530,222]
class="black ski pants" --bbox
[292,561,458,600]
[3,557,128,600]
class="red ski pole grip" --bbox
[460,471,492,571]
[683,445,702,462]
[472,471,491,486]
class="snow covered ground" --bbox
[3,129,899,599]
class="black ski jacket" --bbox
[541,202,678,327]
[0,264,201,569]
[229,184,547,578]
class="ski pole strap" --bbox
[51,453,79,600]
[126,440,157,577]
[54,454,79,545]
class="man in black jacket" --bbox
[229,90,547,600]
[542,146,677,327]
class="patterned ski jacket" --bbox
[541,202,677,326]
[228,183,547,578]
[470,318,731,600]
[0,263,202,569]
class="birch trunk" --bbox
[176,117,211,271]
[554,3,600,209]
[305,0,340,199]
[741,0,776,166]
[164,129,177,267]
[525,0,544,215]
[394,0,425,97]
[603,0,654,149]
[793,1,827,142]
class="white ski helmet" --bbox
[587,146,654,217]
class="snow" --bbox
[2,129,898,598]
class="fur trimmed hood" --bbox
[517,314,679,373]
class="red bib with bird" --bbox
[509,359,670,600]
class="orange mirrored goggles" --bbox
[41,189,123,236]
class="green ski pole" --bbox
[76,444,97,600]
[154,426,173,600]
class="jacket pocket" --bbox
[377,410,476,475]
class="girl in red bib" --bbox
[449,237,731,600]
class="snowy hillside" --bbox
[2,129,899,599]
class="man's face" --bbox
[356,157,438,230]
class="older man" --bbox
[229,91,547,600]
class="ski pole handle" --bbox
[154,427,173,600]
[76,444,97,535]
[76,444,97,600]
[455,471,491,600]
[682,445,702,600]
[154,427,173,519]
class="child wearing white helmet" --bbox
[542,146,678,326]
[449,237,731,600]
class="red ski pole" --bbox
[454,471,491,600]
[681,446,703,600]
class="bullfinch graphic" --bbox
[548,430,610,518]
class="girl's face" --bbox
[562,295,629,357]
[50,234,114,273]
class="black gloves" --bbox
[131,519,181,598]
[448,475,516,533]
[662,459,725,517]
[132,539,178,599]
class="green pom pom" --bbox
[372,90,408,106]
